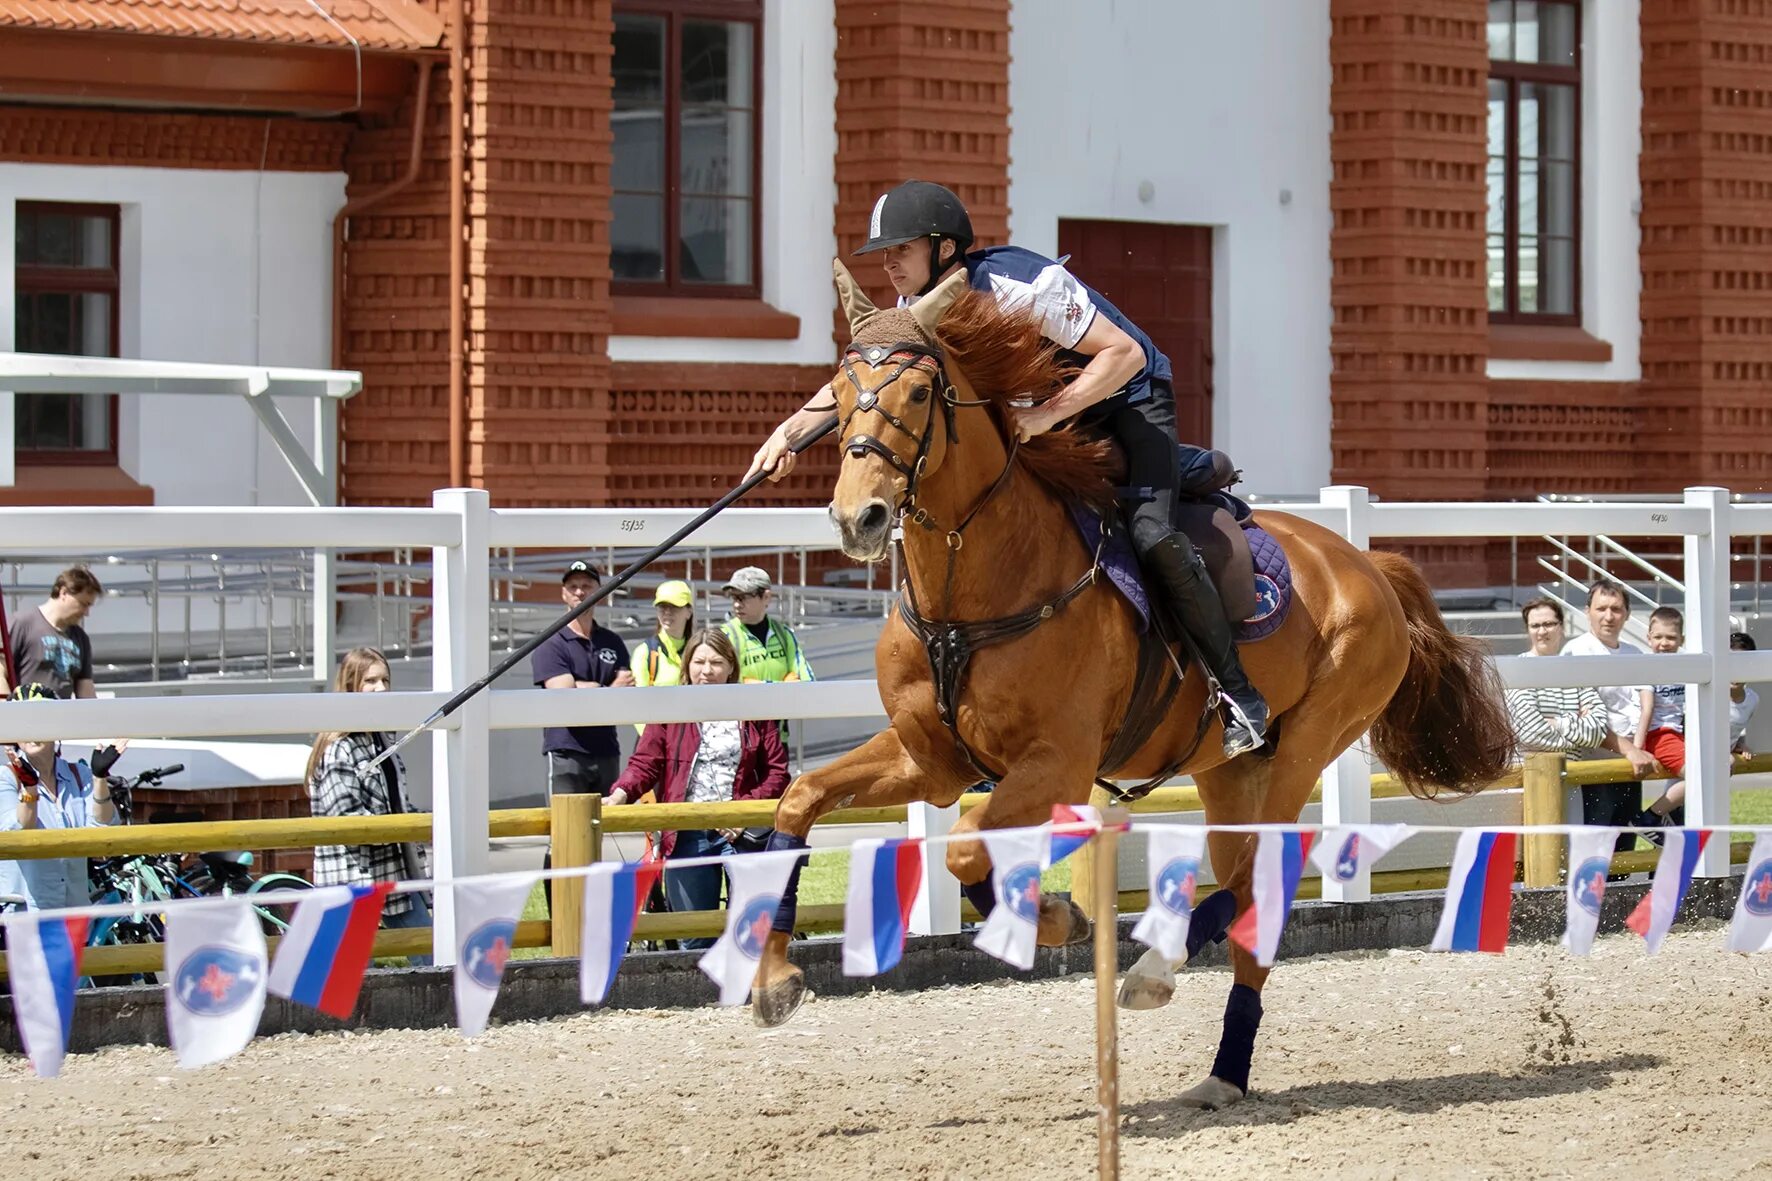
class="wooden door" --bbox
[1056,219,1213,445]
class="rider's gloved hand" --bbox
[89,744,122,778]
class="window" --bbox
[13,202,120,462]
[1487,0,1580,323]
[612,1,761,296]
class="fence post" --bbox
[430,487,492,965]
[1071,783,1117,913]
[550,793,601,958]
[909,801,961,935]
[1319,485,1375,902]
[311,397,337,681]
[1521,752,1566,887]
[1684,486,1733,878]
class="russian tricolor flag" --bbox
[1046,804,1102,867]
[1626,828,1711,954]
[267,883,391,1019]
[580,859,663,1005]
[1431,830,1519,953]
[1,913,88,1077]
[843,838,924,977]
[1227,830,1315,967]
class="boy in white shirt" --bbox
[1561,580,1655,854]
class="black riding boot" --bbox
[1145,533,1269,757]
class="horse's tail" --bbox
[1367,550,1515,799]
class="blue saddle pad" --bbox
[1067,506,1293,642]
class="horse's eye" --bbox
[910,385,930,403]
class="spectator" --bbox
[606,628,789,950]
[1506,598,1609,755]
[533,559,632,798]
[1731,632,1760,759]
[720,567,813,686]
[306,648,431,961]
[630,579,695,735]
[1636,607,1689,834]
[4,565,102,699]
[0,684,124,910]
[1560,580,1655,855]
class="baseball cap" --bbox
[721,566,772,596]
[562,559,602,583]
[654,580,694,607]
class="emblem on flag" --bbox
[1572,858,1608,918]
[174,946,261,1017]
[462,919,517,989]
[1156,855,1201,915]
[1332,834,1360,882]
[734,895,780,960]
[1742,860,1772,917]
[1002,862,1043,924]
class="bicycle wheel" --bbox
[247,873,312,935]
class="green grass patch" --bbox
[1733,786,1772,827]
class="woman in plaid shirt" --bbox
[306,648,430,958]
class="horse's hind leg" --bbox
[752,728,964,1028]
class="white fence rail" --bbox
[2,485,1764,961]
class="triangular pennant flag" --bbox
[2,913,88,1078]
[580,859,663,1006]
[1431,830,1518,953]
[843,838,924,977]
[164,899,268,1069]
[1561,830,1616,957]
[1130,825,1207,962]
[698,850,802,1006]
[453,873,537,1037]
[1310,823,1408,886]
[1227,830,1316,967]
[1625,828,1711,954]
[267,883,392,1019]
[1725,834,1772,953]
[974,826,1051,970]
[1046,804,1102,866]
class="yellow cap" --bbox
[653,580,694,607]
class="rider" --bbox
[747,180,1267,756]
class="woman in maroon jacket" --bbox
[606,628,789,945]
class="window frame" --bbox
[611,0,764,300]
[13,200,122,465]
[1487,0,1583,327]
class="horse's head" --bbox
[826,259,972,561]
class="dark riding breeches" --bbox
[1103,383,1182,558]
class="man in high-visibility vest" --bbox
[719,567,812,719]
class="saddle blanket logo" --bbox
[1246,574,1284,624]
[734,895,780,960]
[1332,834,1362,883]
[1154,856,1200,916]
[1571,857,1610,918]
[462,919,517,989]
[1745,861,1772,917]
[1002,863,1043,923]
[174,945,262,1016]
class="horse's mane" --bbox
[935,289,1119,511]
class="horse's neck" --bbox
[898,426,1077,617]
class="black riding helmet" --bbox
[855,180,974,295]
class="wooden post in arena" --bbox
[1521,752,1566,888]
[550,792,603,957]
[1070,784,1117,913]
[1091,808,1130,1180]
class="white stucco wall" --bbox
[0,163,346,505]
[606,0,838,367]
[1488,0,1642,383]
[1008,0,1334,496]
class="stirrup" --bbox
[1220,697,1268,757]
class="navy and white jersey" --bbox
[901,245,1173,416]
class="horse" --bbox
[751,259,1513,1109]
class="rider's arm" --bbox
[745,386,841,482]
[1036,312,1144,422]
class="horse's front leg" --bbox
[752,727,963,1027]
[945,740,1096,948]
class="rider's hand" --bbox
[746,426,796,483]
[1009,399,1067,443]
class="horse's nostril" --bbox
[859,502,890,534]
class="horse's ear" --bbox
[908,265,970,340]
[832,258,879,336]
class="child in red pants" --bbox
[1639,607,1687,837]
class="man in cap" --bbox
[531,559,633,800]
[720,566,813,690]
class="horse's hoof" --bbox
[1118,946,1184,1010]
[750,972,808,1028]
[1175,1076,1245,1111]
[1038,896,1092,947]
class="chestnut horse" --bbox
[753,260,1512,1108]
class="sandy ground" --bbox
[4,925,1771,1180]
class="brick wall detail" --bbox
[0,106,350,170]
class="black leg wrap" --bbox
[962,875,996,919]
[1186,888,1238,959]
[1208,982,1263,1095]
[766,832,809,935]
